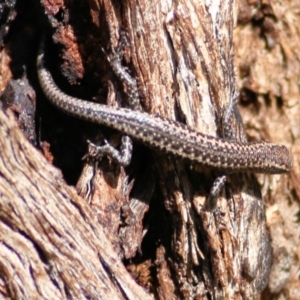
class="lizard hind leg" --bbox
[87,33,138,167]
[104,31,142,112]
[84,135,133,167]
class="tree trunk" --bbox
[0,0,297,299]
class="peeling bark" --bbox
[0,0,298,299]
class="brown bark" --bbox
[0,109,152,299]
[0,0,298,299]
[234,1,299,299]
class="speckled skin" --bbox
[37,44,293,174]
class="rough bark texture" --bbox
[0,0,298,299]
[0,110,152,299]
[234,1,299,299]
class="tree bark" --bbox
[0,0,297,299]
[0,109,153,299]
